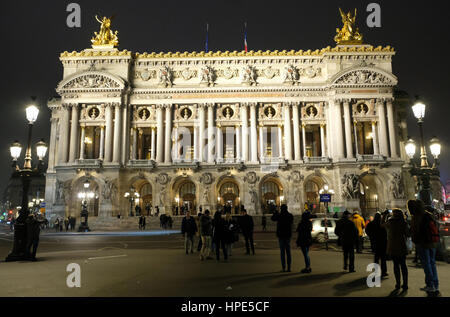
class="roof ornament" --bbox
[91,15,119,48]
[334,8,363,45]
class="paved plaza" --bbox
[0,227,448,297]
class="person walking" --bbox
[296,211,313,273]
[409,200,441,297]
[382,209,409,291]
[224,210,238,257]
[199,210,213,261]
[142,215,146,230]
[366,212,388,277]
[212,211,228,262]
[196,212,203,252]
[335,210,359,273]
[181,211,198,254]
[271,204,294,272]
[239,209,255,255]
[352,211,366,253]
[138,215,143,230]
[64,218,69,232]
[261,215,267,231]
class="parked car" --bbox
[438,222,450,263]
[311,218,338,243]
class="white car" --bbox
[310,218,338,243]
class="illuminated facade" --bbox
[44,16,416,221]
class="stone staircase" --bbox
[87,215,302,232]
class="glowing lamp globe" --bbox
[26,105,39,124]
[412,101,426,121]
[405,139,416,159]
[10,141,22,161]
[36,139,48,160]
[429,137,441,159]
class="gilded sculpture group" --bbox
[90,8,363,49]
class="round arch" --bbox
[259,176,284,213]
[216,176,241,213]
[329,66,398,87]
[70,176,100,218]
[303,175,326,213]
[172,177,197,214]
[358,171,387,218]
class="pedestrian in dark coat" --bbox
[212,211,228,261]
[335,210,359,272]
[196,212,203,252]
[199,210,213,261]
[239,209,255,255]
[382,209,409,291]
[26,213,48,261]
[181,211,198,254]
[224,211,238,256]
[262,215,267,231]
[271,204,294,272]
[296,211,313,273]
[366,212,388,277]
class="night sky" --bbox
[0,0,449,197]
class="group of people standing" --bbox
[335,199,441,296]
[54,216,76,232]
[181,208,255,262]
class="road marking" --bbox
[87,254,127,260]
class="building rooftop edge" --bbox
[59,45,395,59]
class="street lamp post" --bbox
[124,186,139,217]
[405,98,442,208]
[5,101,48,262]
[319,185,335,251]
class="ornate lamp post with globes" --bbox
[5,100,48,262]
[404,98,442,208]
[319,184,335,251]
[124,186,139,217]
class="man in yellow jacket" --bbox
[352,211,366,253]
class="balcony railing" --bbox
[304,157,331,164]
[75,159,103,167]
[356,154,385,162]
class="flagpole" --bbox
[244,22,248,53]
[205,23,209,53]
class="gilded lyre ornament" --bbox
[91,15,119,47]
[334,8,363,45]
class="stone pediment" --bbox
[57,71,126,93]
[331,66,397,87]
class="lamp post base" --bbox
[78,222,91,232]
[5,222,29,262]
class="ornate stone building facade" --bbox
[44,19,415,220]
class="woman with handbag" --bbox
[296,211,314,273]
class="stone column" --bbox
[236,126,241,161]
[199,104,206,162]
[372,121,380,155]
[278,125,284,158]
[151,127,156,160]
[283,103,292,161]
[156,105,164,163]
[259,126,264,160]
[99,125,105,160]
[250,104,258,163]
[59,105,71,164]
[353,121,359,156]
[292,103,301,161]
[121,105,128,165]
[216,125,223,161]
[320,124,326,157]
[241,104,249,162]
[377,99,389,157]
[302,123,306,158]
[207,104,215,163]
[104,104,113,163]
[343,99,354,159]
[112,104,122,163]
[334,100,345,159]
[79,126,85,160]
[193,126,198,161]
[131,127,137,160]
[48,118,58,171]
[68,105,79,163]
[164,105,172,163]
[386,99,398,158]
[173,127,179,160]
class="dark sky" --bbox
[0,0,449,197]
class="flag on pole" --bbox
[244,22,248,52]
[205,23,209,53]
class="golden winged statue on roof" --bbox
[334,8,363,45]
[91,15,119,47]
